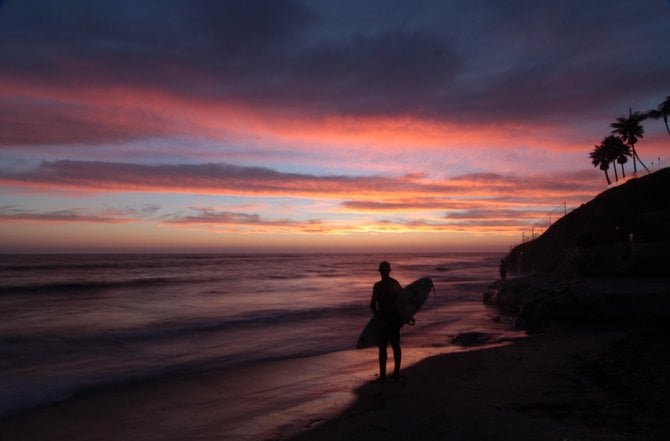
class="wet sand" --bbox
[2,326,669,441]
[290,325,670,441]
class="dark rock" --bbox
[483,276,670,331]
[486,169,670,331]
[451,332,496,346]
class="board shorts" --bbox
[375,313,400,347]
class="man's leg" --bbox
[391,342,401,377]
[378,342,388,380]
[390,324,401,378]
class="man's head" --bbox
[378,261,391,276]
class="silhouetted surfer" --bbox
[370,261,402,382]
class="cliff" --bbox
[506,167,670,276]
[485,168,670,331]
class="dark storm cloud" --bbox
[282,30,462,115]
[0,0,668,131]
[453,1,670,120]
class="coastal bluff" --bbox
[485,167,670,331]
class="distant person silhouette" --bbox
[369,261,402,382]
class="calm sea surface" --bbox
[0,253,509,416]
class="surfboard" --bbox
[355,277,434,349]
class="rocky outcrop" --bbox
[450,331,498,346]
[486,169,670,331]
[484,276,670,331]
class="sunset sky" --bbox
[1,0,669,253]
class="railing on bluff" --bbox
[510,162,670,251]
[510,203,569,250]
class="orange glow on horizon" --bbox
[0,79,643,253]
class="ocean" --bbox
[0,253,513,426]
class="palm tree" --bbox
[610,109,650,174]
[589,142,612,185]
[616,141,632,179]
[600,135,630,182]
[647,95,670,136]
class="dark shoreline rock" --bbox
[484,276,670,331]
[487,169,670,331]
[450,331,497,346]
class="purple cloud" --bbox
[1,0,668,146]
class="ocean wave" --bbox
[266,274,307,280]
[0,336,351,418]
[0,276,220,296]
[0,254,248,273]
[0,302,367,345]
[0,252,502,417]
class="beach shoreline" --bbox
[0,339,458,440]
[288,323,670,441]
[3,322,668,441]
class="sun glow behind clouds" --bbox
[0,156,603,252]
[0,87,664,252]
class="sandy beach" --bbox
[289,325,670,441]
[2,322,668,441]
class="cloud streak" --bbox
[0,160,601,202]
[0,159,602,239]
[165,207,324,233]
[0,205,155,224]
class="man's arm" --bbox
[369,286,378,314]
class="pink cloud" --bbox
[0,159,607,238]
[0,207,134,224]
[0,204,162,224]
[0,79,630,157]
[0,160,602,202]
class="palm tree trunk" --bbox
[612,162,619,182]
[632,143,651,173]
[664,116,669,135]
[604,170,611,185]
[620,163,626,178]
[631,146,638,174]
